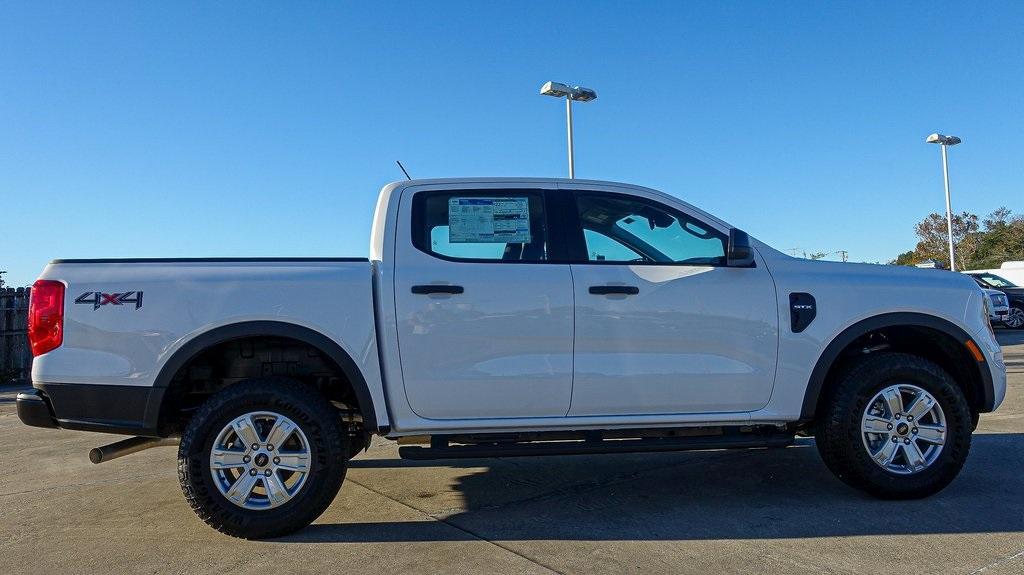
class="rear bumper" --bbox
[16,390,58,429]
[17,382,165,437]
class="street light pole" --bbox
[940,144,955,271]
[541,81,597,179]
[565,95,575,179]
[926,133,962,271]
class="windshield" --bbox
[973,273,1018,288]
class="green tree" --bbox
[893,207,1024,269]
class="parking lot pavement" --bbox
[2,334,1022,575]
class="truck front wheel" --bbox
[815,352,972,499]
[177,378,348,539]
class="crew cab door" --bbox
[562,184,778,416]
[393,183,574,420]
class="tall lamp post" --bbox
[540,81,597,178]
[926,132,962,271]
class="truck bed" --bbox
[31,257,386,434]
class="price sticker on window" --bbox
[448,197,531,243]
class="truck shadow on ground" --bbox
[281,432,1023,543]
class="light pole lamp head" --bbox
[540,82,597,102]
[540,81,572,98]
[570,86,598,102]
[927,133,962,146]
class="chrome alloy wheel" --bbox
[210,411,311,510]
[861,384,946,475]
[1006,307,1024,329]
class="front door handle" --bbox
[411,284,464,295]
[589,285,639,296]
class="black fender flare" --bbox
[147,320,380,433]
[799,312,994,420]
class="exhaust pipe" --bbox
[89,436,179,464]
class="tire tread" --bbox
[177,378,348,539]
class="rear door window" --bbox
[412,191,549,262]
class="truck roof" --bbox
[386,176,659,189]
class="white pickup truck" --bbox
[18,178,1007,539]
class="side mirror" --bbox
[727,229,755,267]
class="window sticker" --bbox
[448,197,531,243]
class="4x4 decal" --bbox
[75,291,144,310]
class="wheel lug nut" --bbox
[249,468,257,476]
[267,444,274,451]
[904,438,911,444]
[912,428,918,434]
[242,455,251,463]
[894,414,901,420]
[887,424,893,430]
[251,443,260,451]
[273,457,280,465]
[907,415,914,422]
[891,437,898,443]
[264,469,272,477]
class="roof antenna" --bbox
[396,160,412,180]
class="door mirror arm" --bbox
[727,229,756,268]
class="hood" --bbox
[756,250,981,291]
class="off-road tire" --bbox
[815,352,972,499]
[177,378,348,539]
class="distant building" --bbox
[915,259,945,269]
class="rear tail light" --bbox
[28,280,65,356]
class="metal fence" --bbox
[1,287,31,384]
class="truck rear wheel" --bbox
[177,378,348,539]
[815,352,972,499]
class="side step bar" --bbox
[399,430,794,460]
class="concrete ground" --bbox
[1,333,1022,575]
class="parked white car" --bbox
[981,288,1010,325]
[18,178,1007,539]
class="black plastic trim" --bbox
[51,257,368,264]
[799,312,995,420]
[411,285,464,295]
[152,320,381,433]
[546,190,579,263]
[21,383,163,435]
[789,293,817,333]
[589,285,640,295]
[15,389,58,429]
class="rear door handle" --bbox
[411,284,464,295]
[588,285,639,296]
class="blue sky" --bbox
[2,2,1022,286]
